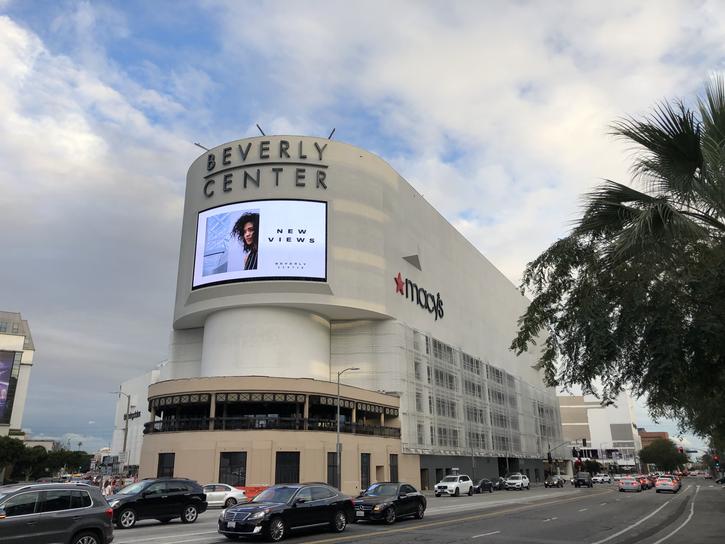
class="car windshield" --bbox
[117,482,149,495]
[253,486,298,504]
[509,475,521,480]
[363,483,399,497]
[441,476,458,482]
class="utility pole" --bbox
[336,367,359,491]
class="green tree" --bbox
[639,439,688,471]
[0,436,26,483]
[583,459,602,474]
[511,76,725,439]
[12,446,49,481]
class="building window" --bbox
[417,423,425,445]
[361,453,371,490]
[435,397,457,418]
[219,452,247,486]
[327,451,339,489]
[157,453,175,478]
[275,452,300,484]
[416,392,424,413]
[389,454,399,482]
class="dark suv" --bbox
[107,478,207,529]
[0,482,113,544]
[574,472,593,488]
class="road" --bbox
[110,480,724,544]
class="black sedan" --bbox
[353,482,426,524]
[544,475,566,488]
[217,484,354,542]
[473,478,494,494]
[491,477,507,490]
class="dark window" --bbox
[157,453,175,478]
[361,453,371,490]
[275,451,300,484]
[401,484,416,494]
[71,491,92,509]
[311,486,335,500]
[219,452,247,486]
[327,451,339,489]
[39,490,72,512]
[295,487,313,502]
[389,454,399,482]
[145,482,166,496]
[3,492,38,516]
[166,481,190,493]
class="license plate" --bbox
[356,511,365,517]
[227,521,236,528]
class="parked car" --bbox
[491,477,507,490]
[592,474,611,484]
[218,483,354,542]
[655,476,681,493]
[434,474,474,497]
[505,474,530,490]
[574,472,593,488]
[353,482,426,523]
[544,475,566,488]
[203,484,247,507]
[0,482,114,544]
[107,477,207,529]
[618,477,642,492]
[473,478,494,494]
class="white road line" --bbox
[650,486,700,544]
[579,508,588,512]
[472,531,501,539]
[600,503,607,506]
[589,500,671,544]
[542,517,558,522]
[113,530,218,544]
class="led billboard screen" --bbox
[0,350,19,425]
[193,199,327,288]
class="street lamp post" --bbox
[113,389,132,473]
[336,367,359,491]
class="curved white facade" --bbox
[155,135,563,486]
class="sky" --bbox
[1,0,722,455]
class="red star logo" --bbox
[394,272,404,294]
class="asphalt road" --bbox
[110,479,725,544]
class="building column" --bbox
[208,394,216,431]
[303,396,309,430]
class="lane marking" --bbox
[600,503,607,506]
[543,517,558,522]
[472,531,501,539]
[590,500,671,544]
[302,489,615,544]
[650,485,700,544]
[113,529,218,544]
[579,508,588,512]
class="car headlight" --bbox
[248,509,267,521]
[373,502,391,512]
[108,500,120,508]
[220,508,227,519]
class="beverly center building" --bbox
[137,136,563,494]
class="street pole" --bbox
[336,367,359,491]
[112,389,132,475]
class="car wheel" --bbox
[117,508,136,529]
[181,504,198,524]
[414,502,425,519]
[224,497,237,508]
[266,516,287,542]
[468,486,473,496]
[157,517,173,524]
[330,509,347,532]
[454,487,460,497]
[434,493,441,497]
[383,506,396,525]
[71,531,101,544]
[488,487,493,494]
[656,489,660,493]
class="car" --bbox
[218,483,354,542]
[0,482,114,544]
[203,483,247,507]
[544,475,566,488]
[491,477,507,490]
[618,477,642,492]
[715,476,725,484]
[473,478,495,494]
[353,482,426,523]
[107,477,207,529]
[574,472,593,488]
[505,474,530,490]
[635,475,652,489]
[592,474,611,484]
[655,476,681,493]
[434,474,474,497]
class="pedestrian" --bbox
[103,480,112,496]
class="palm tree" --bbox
[575,75,725,259]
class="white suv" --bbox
[592,474,612,484]
[434,474,474,497]
[505,474,530,490]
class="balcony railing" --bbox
[143,416,401,438]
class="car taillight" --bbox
[105,507,114,519]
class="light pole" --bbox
[336,367,359,491]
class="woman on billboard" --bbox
[232,212,259,270]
